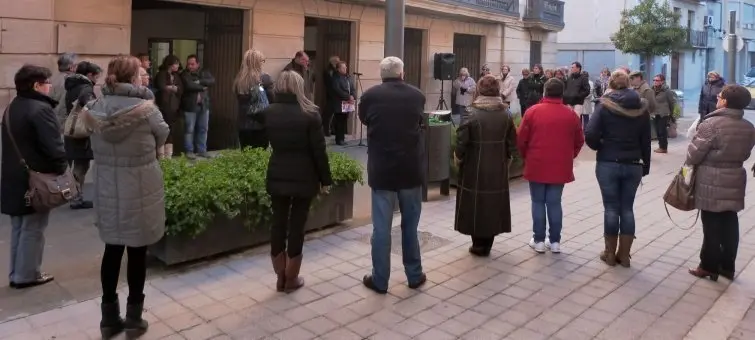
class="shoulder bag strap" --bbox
[664,203,700,230]
[2,106,30,171]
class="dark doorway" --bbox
[529,41,542,68]
[453,34,482,79]
[404,28,424,89]
[671,52,680,89]
[305,17,353,117]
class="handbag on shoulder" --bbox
[3,107,79,211]
[64,100,94,138]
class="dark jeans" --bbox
[529,182,565,243]
[322,108,334,137]
[184,108,209,154]
[238,130,268,149]
[520,104,528,118]
[654,115,669,150]
[334,112,349,144]
[270,196,313,257]
[595,162,643,236]
[581,114,589,134]
[101,244,147,304]
[699,210,739,273]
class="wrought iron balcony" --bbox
[688,29,709,48]
[523,0,565,31]
[434,0,520,17]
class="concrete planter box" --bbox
[149,183,355,265]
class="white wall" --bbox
[130,9,206,54]
[557,0,624,44]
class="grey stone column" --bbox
[384,0,405,59]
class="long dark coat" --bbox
[63,74,96,160]
[698,79,724,117]
[454,96,518,237]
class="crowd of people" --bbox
[1,48,755,339]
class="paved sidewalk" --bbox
[1,132,754,339]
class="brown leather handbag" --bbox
[663,166,699,229]
[3,107,79,211]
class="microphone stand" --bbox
[345,72,367,148]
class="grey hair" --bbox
[380,56,404,79]
[57,52,77,72]
[459,68,469,77]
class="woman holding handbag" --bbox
[235,49,273,148]
[686,85,755,281]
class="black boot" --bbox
[100,299,124,339]
[124,298,148,339]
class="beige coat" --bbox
[634,81,656,117]
[499,74,517,102]
[687,108,755,212]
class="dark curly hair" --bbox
[720,85,752,110]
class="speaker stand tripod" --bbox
[436,79,455,126]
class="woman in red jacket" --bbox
[517,78,585,254]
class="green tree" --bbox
[610,0,689,79]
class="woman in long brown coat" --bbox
[454,75,519,257]
[153,55,183,158]
[686,84,755,282]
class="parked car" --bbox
[740,78,755,109]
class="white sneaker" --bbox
[529,239,546,253]
[547,242,561,253]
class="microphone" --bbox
[353,72,363,76]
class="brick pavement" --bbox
[1,130,755,339]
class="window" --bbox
[530,41,542,68]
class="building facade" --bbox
[0,0,564,149]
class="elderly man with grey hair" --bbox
[49,52,77,126]
[358,56,427,294]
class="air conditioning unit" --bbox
[703,15,713,28]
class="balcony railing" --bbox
[435,0,520,17]
[524,0,565,30]
[688,29,709,48]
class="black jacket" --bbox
[516,77,528,105]
[564,72,591,106]
[259,93,332,197]
[237,73,273,131]
[585,88,652,175]
[330,73,356,109]
[63,74,96,160]
[180,68,215,113]
[524,74,546,107]
[699,79,724,116]
[1,91,68,216]
[358,78,426,190]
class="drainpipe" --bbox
[384,0,405,59]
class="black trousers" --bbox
[654,115,669,150]
[239,130,268,149]
[322,108,334,137]
[520,104,528,118]
[333,113,349,144]
[270,196,313,257]
[471,236,495,252]
[699,210,739,273]
[101,244,147,304]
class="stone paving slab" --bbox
[1,121,755,339]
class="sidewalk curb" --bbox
[686,256,755,340]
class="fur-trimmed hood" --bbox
[470,95,509,112]
[83,83,160,143]
[64,73,93,92]
[599,88,645,118]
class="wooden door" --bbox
[404,28,423,89]
[453,34,482,79]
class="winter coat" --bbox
[63,74,96,160]
[698,79,725,116]
[283,60,315,100]
[653,84,677,118]
[564,72,591,106]
[634,81,657,117]
[499,74,516,102]
[329,73,356,114]
[686,108,755,212]
[1,91,67,216]
[585,88,652,176]
[180,68,215,113]
[517,97,584,184]
[237,73,273,131]
[258,93,333,197]
[516,77,529,107]
[83,83,170,247]
[454,96,517,237]
[323,65,338,112]
[524,74,546,108]
[49,71,72,127]
[453,76,476,107]
[358,78,425,191]
[154,69,183,129]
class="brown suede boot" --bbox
[616,235,635,268]
[271,253,287,292]
[600,235,618,266]
[284,255,305,293]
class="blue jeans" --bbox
[184,108,209,153]
[370,187,424,291]
[9,212,50,283]
[595,162,643,236]
[529,182,565,243]
[581,114,589,133]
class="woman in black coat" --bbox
[698,71,725,121]
[258,70,332,293]
[329,61,357,145]
[63,61,101,210]
[235,49,273,148]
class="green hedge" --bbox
[160,148,364,237]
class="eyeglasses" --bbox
[653,79,662,82]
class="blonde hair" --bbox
[274,71,319,114]
[707,71,721,79]
[459,67,469,77]
[608,70,630,90]
[234,49,265,94]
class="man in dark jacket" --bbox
[180,55,215,159]
[63,61,101,209]
[515,68,530,116]
[358,56,427,294]
[283,51,316,100]
[330,61,356,145]
[564,62,591,114]
[2,65,67,289]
